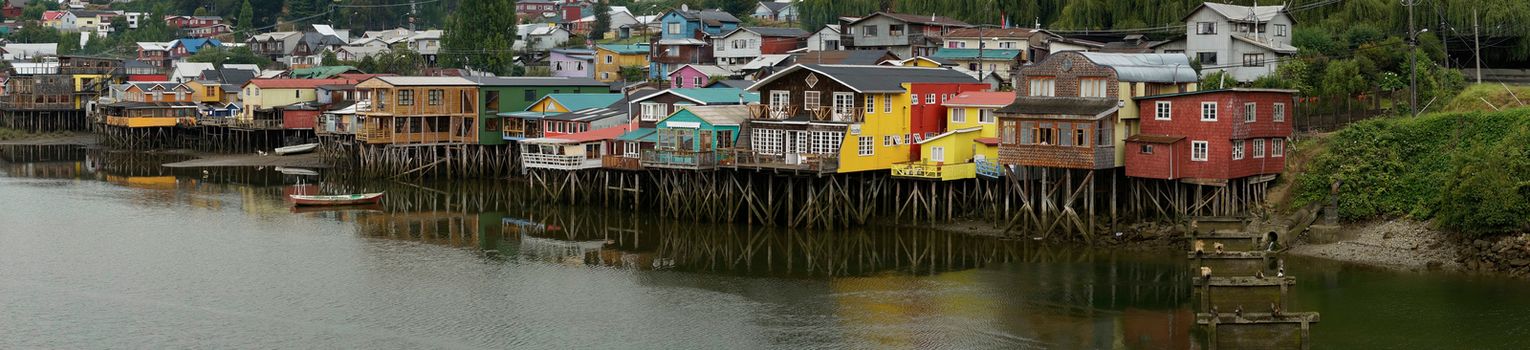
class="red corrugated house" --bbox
[905,82,990,158]
[1125,88,1296,182]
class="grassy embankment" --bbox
[0,128,75,142]
[1288,84,1530,237]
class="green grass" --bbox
[1438,83,1530,113]
[0,128,73,141]
[1291,107,1530,236]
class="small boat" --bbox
[274,167,319,176]
[274,143,319,156]
[290,192,384,206]
[290,203,384,214]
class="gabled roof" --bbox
[930,48,1021,60]
[671,105,750,126]
[669,8,741,24]
[943,28,1049,39]
[632,88,759,105]
[759,1,792,12]
[725,26,809,38]
[171,38,223,54]
[198,69,256,86]
[477,76,607,87]
[127,81,181,91]
[545,107,626,122]
[136,41,171,51]
[364,76,477,86]
[534,93,626,111]
[749,64,977,93]
[596,44,650,55]
[944,91,1017,108]
[1073,52,1197,83]
[1189,3,1293,24]
[251,31,301,41]
[707,79,755,89]
[247,78,355,89]
[289,66,360,79]
[524,125,631,144]
[790,50,898,66]
[847,12,971,28]
[42,10,66,21]
[669,64,735,78]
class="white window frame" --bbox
[1155,101,1172,120]
[1079,78,1108,98]
[640,102,666,121]
[803,91,821,111]
[833,92,856,121]
[1272,138,1285,157]
[692,76,702,87]
[952,108,967,123]
[910,93,918,105]
[857,136,873,156]
[811,131,843,154]
[865,94,874,114]
[925,93,935,104]
[883,95,891,113]
[1232,140,1245,160]
[1191,141,1209,161]
[668,23,681,35]
[1029,78,1055,97]
[979,109,994,124]
[883,135,896,146]
[1273,103,1286,122]
[930,146,945,162]
[1276,24,1287,37]
[1201,102,1217,121]
[1244,102,1257,123]
[1253,138,1266,158]
[769,90,789,118]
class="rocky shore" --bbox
[1288,219,1530,277]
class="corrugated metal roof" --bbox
[597,44,650,55]
[751,64,978,93]
[674,105,750,126]
[371,76,477,86]
[1075,52,1198,84]
[1198,3,1287,23]
[545,107,626,122]
[931,48,1020,60]
[543,93,625,111]
[642,88,758,104]
[617,128,657,142]
[476,76,607,87]
[997,97,1118,118]
[944,91,1017,107]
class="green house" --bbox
[476,76,610,144]
[642,105,750,170]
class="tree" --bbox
[186,47,275,69]
[236,0,255,42]
[9,22,60,44]
[321,50,340,66]
[592,0,612,41]
[706,0,754,18]
[194,7,209,17]
[21,3,43,21]
[441,0,517,76]
[109,16,129,34]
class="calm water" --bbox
[3,145,1530,349]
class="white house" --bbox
[712,27,807,69]
[803,25,841,51]
[751,1,797,22]
[515,24,572,51]
[1182,2,1298,82]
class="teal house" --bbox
[503,93,627,140]
[641,105,750,170]
[476,77,610,142]
[610,88,758,169]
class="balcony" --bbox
[975,159,1003,179]
[602,155,643,170]
[749,104,798,120]
[104,116,178,128]
[721,148,839,174]
[808,106,864,123]
[231,119,285,130]
[891,161,977,181]
[641,149,720,170]
[522,153,602,171]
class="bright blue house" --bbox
[649,7,741,79]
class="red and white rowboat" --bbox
[289,192,385,206]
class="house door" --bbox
[785,130,808,164]
[699,130,714,151]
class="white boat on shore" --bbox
[274,143,319,156]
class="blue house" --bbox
[170,38,224,57]
[649,7,741,79]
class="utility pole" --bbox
[1405,0,1417,117]
[1474,7,1482,84]
[977,25,984,81]
[409,0,418,32]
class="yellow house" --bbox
[593,44,650,83]
[183,80,234,103]
[892,91,1015,180]
[239,78,352,123]
[72,74,112,109]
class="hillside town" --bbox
[2,0,1529,348]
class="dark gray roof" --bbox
[790,50,898,65]
[476,76,608,87]
[707,79,754,89]
[740,27,808,38]
[760,1,791,12]
[300,32,345,47]
[199,69,256,87]
[755,64,977,93]
[997,97,1118,118]
[675,9,741,24]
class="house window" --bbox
[640,102,666,121]
[1073,126,1088,147]
[523,90,535,101]
[998,41,1016,49]
[1192,141,1209,161]
[811,131,842,154]
[930,146,945,162]
[399,90,414,105]
[769,90,790,117]
[1079,78,1108,98]
[1253,138,1266,158]
[668,23,681,35]
[1197,52,1219,66]
[865,94,874,114]
[948,41,966,48]
[910,94,919,105]
[833,92,856,120]
[602,72,610,80]
[1155,101,1172,120]
[1272,138,1285,157]
[428,89,443,105]
[1276,24,1288,37]
[1029,78,1055,97]
[952,108,967,123]
[804,91,821,111]
[857,136,873,156]
[1273,103,1286,122]
[883,95,891,113]
[604,55,614,64]
[889,24,904,37]
[979,109,994,124]
[692,76,702,87]
[925,93,935,104]
[1233,140,1245,160]
[883,135,897,146]
[1243,53,1265,67]
[1034,123,1054,145]
[1140,144,1154,154]
[1244,102,1257,122]
[1201,102,1217,121]
[754,129,783,155]
[1002,121,1016,144]
[862,25,877,37]
[1196,22,1216,35]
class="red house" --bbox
[905,82,989,157]
[1125,88,1296,182]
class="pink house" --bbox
[667,64,735,89]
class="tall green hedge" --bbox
[1293,109,1530,236]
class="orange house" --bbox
[103,82,199,128]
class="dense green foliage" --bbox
[1293,106,1530,236]
[591,0,612,40]
[184,47,275,68]
[439,0,517,76]
[346,48,424,75]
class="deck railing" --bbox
[641,149,719,169]
[602,155,643,170]
[976,159,1003,178]
[523,153,602,170]
[722,148,838,173]
[891,161,978,181]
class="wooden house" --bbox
[550,48,596,78]
[1126,88,1295,183]
[736,64,983,174]
[608,87,757,169]
[648,7,740,79]
[354,76,481,145]
[593,44,650,83]
[996,52,1197,170]
[642,105,749,170]
[240,78,354,129]
[102,82,198,128]
[712,27,808,69]
[476,76,610,143]
[500,93,625,141]
[839,12,972,58]
[520,125,632,171]
[891,91,1011,180]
